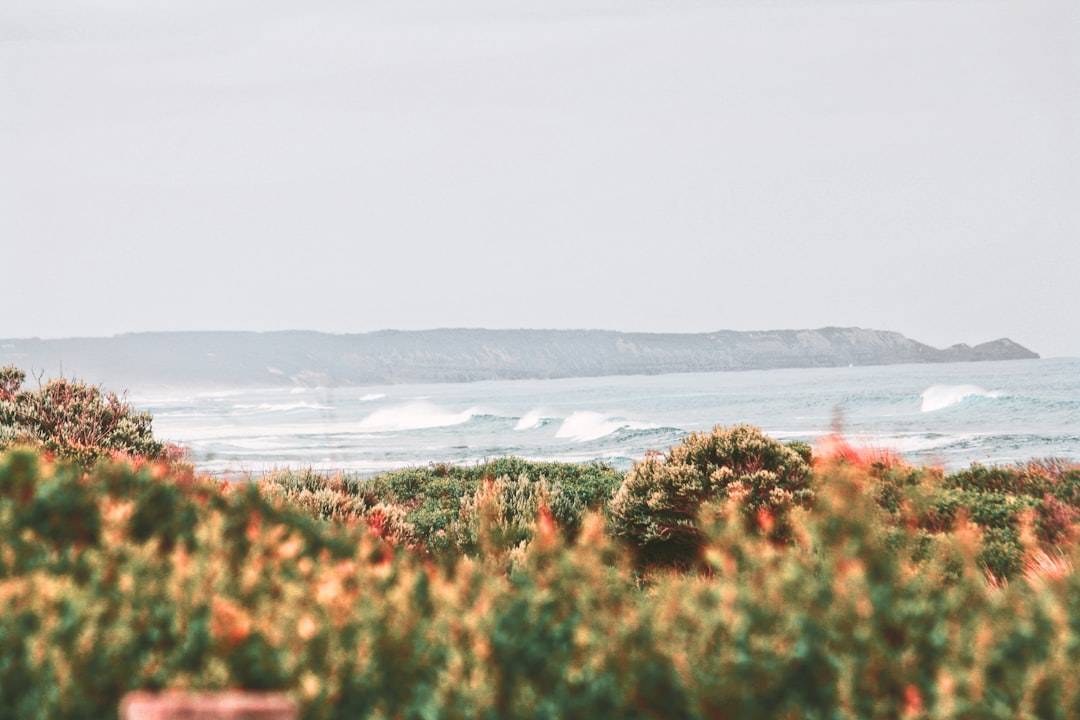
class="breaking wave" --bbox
[920,384,1002,413]
[920,386,1002,414]
[555,411,656,442]
[357,402,479,432]
[514,409,546,431]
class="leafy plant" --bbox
[0,365,165,465]
[5,417,1080,719]
[865,459,1080,581]
[5,446,1080,719]
[608,424,812,566]
[261,459,623,556]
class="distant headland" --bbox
[0,328,1038,388]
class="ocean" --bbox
[131,358,1080,478]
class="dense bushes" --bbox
[608,424,812,566]
[5,448,1080,718]
[0,365,165,465]
[863,459,1080,580]
[6,370,1080,717]
[261,459,623,558]
[264,426,1080,582]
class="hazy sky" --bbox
[3,0,1077,356]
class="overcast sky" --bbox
[2,0,1077,357]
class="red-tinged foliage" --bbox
[1,365,166,466]
[814,432,905,470]
[4,429,1080,718]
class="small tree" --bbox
[608,424,812,567]
[0,365,165,465]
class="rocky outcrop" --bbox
[939,338,1040,363]
[0,328,1039,389]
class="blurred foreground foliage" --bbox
[4,439,1080,718]
[4,366,1080,717]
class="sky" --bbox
[2,0,1078,357]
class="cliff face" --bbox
[0,328,1039,388]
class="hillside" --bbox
[0,328,1038,388]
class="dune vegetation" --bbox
[3,366,1080,719]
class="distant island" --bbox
[0,328,1038,388]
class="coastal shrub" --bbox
[968,463,1074,574]
[0,365,165,465]
[261,459,623,555]
[259,469,372,523]
[366,458,622,536]
[6,446,1080,719]
[444,475,563,560]
[608,424,812,567]
[860,458,1080,580]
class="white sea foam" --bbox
[920,384,1002,413]
[514,409,546,431]
[359,393,386,402]
[853,433,955,454]
[555,411,655,442]
[154,422,345,443]
[357,402,478,432]
[233,402,333,412]
[222,437,296,452]
[143,359,1080,476]
[159,414,428,445]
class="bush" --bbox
[6,447,1080,719]
[0,365,165,465]
[259,469,372,524]
[608,424,812,567]
[261,459,623,557]
[865,460,1080,581]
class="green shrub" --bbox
[0,365,165,465]
[446,475,571,560]
[261,459,623,556]
[608,424,812,567]
[5,447,1080,718]
[866,460,1080,580]
[259,469,372,523]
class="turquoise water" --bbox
[135,358,1080,477]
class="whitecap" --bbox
[920,384,1002,412]
[514,409,546,431]
[359,393,386,402]
[357,402,478,432]
[555,411,656,442]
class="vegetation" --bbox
[3,367,1080,717]
[5,448,1080,718]
[260,458,622,558]
[0,365,165,465]
[608,424,813,567]
[868,457,1080,581]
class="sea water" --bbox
[131,358,1080,477]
